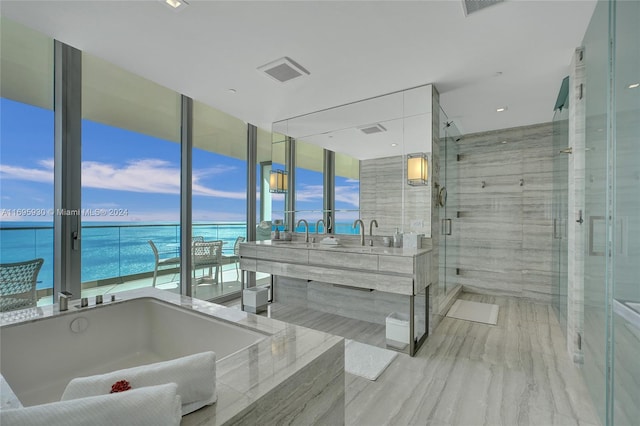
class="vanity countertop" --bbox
[245,239,432,257]
[240,238,432,296]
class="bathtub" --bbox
[0,297,266,407]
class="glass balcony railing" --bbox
[0,222,247,296]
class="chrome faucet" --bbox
[59,291,72,311]
[369,219,378,237]
[297,219,309,243]
[315,219,326,235]
[353,219,365,246]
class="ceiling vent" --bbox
[462,0,504,16]
[358,124,387,135]
[257,57,310,83]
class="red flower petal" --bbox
[110,379,132,393]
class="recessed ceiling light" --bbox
[160,0,189,11]
[227,89,237,94]
[391,143,398,147]
[629,83,640,89]
[496,107,507,112]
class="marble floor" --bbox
[229,292,601,426]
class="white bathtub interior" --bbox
[0,297,266,406]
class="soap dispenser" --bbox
[393,228,403,248]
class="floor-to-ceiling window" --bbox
[191,101,247,301]
[270,134,287,229]
[334,152,360,234]
[81,53,181,296]
[0,18,55,307]
[294,140,324,233]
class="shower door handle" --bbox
[442,219,452,236]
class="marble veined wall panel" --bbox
[447,122,555,302]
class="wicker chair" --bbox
[222,236,245,281]
[0,258,44,312]
[192,240,223,284]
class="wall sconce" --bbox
[407,153,428,186]
[269,169,288,193]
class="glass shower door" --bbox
[552,88,570,332]
[438,108,460,297]
[582,0,640,424]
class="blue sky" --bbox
[1,98,359,223]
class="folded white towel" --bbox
[61,351,216,415]
[320,237,339,245]
[0,382,181,426]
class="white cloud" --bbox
[277,183,359,208]
[295,184,324,202]
[335,185,359,207]
[0,159,54,183]
[1,158,246,200]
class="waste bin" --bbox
[243,287,268,313]
[386,312,410,349]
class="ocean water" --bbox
[0,222,245,290]
[1,221,356,290]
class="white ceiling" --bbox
[1,0,596,159]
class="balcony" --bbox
[0,222,254,306]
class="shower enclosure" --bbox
[552,78,570,332]
[581,0,639,424]
[438,109,461,298]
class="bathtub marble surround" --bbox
[0,288,345,426]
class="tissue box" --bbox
[402,233,424,249]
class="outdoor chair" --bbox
[222,236,245,281]
[192,240,223,285]
[0,258,44,312]
[148,240,180,287]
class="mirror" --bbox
[271,84,435,237]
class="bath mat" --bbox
[446,299,499,325]
[344,339,398,381]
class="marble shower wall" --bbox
[447,122,555,303]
